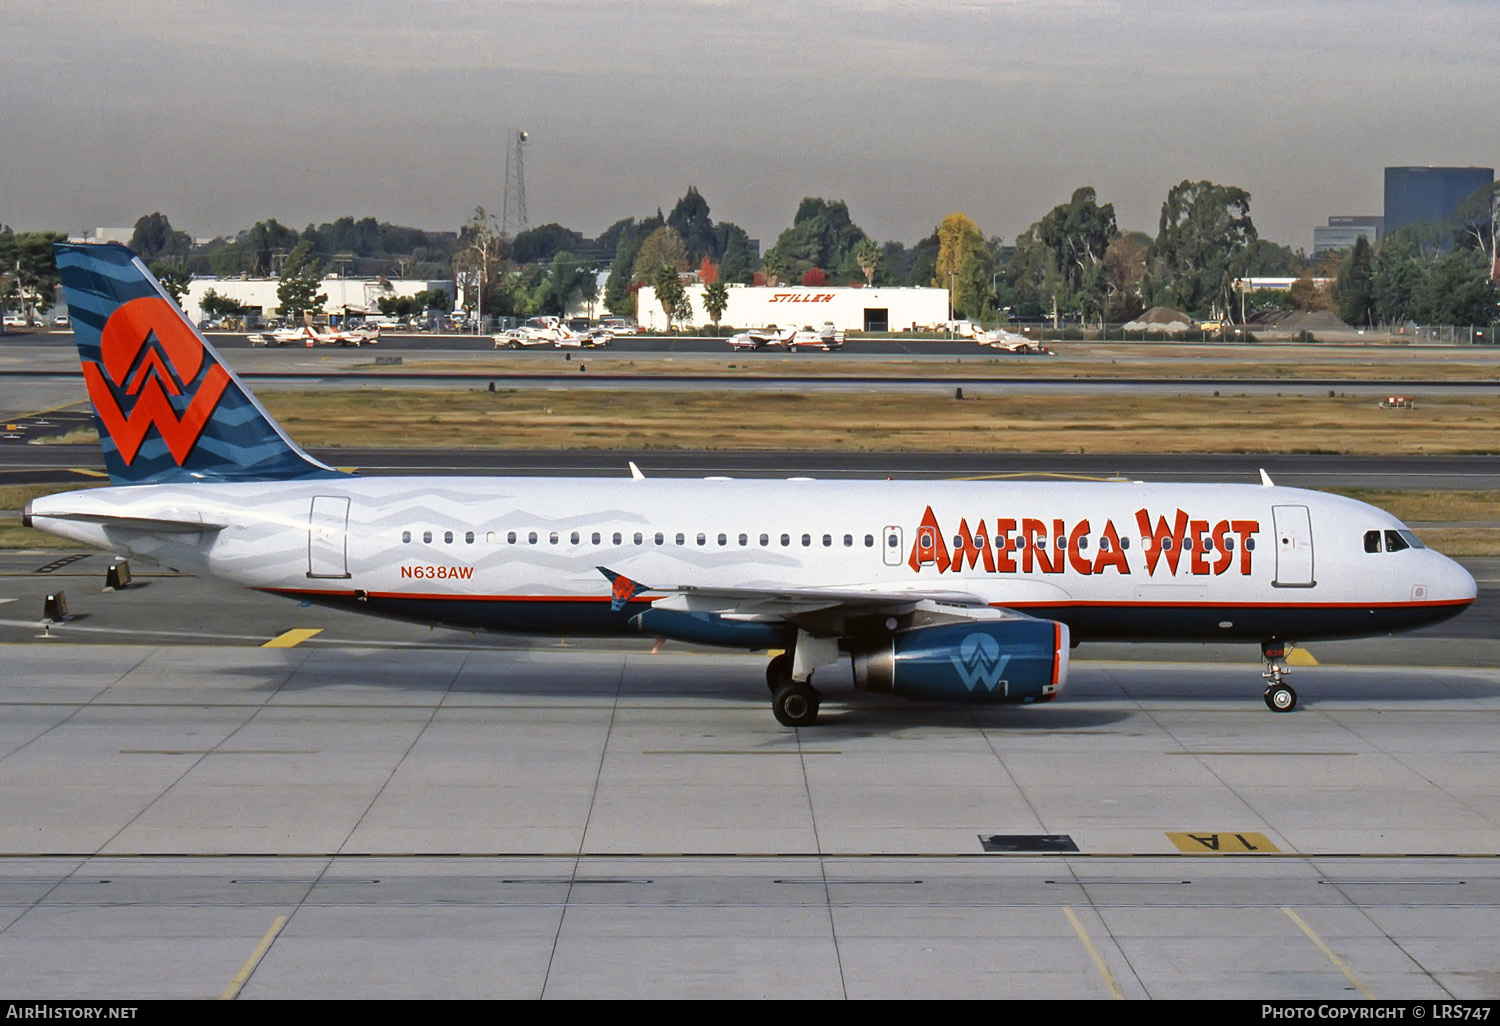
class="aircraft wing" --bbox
[654,583,989,614]
[597,566,1025,636]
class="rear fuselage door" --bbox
[308,495,351,579]
[1271,504,1314,587]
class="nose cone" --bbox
[1430,551,1478,609]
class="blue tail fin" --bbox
[55,243,347,484]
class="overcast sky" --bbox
[3,0,1495,251]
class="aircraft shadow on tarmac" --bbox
[206,645,1500,736]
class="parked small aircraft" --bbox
[727,325,797,351]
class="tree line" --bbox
[5,178,1497,327]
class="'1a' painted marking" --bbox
[1166,831,1279,854]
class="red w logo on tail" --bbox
[81,297,231,465]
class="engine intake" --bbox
[851,619,1068,703]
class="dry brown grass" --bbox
[388,345,1500,382]
[259,387,1500,456]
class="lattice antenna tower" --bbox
[502,129,529,239]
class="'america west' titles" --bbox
[909,506,1262,577]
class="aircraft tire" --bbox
[772,682,820,727]
[766,652,793,691]
[1264,683,1297,712]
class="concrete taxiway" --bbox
[0,552,1498,998]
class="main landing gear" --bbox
[1261,639,1297,712]
[767,651,821,727]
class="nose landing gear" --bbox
[1261,639,1298,712]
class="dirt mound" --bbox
[1123,307,1194,332]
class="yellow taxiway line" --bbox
[262,628,323,648]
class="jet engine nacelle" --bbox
[850,619,1069,703]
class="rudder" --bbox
[55,243,346,484]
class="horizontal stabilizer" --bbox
[23,508,227,533]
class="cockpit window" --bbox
[1364,530,1383,553]
[1398,529,1425,550]
[1384,530,1409,552]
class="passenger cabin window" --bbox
[570,531,579,545]
[402,530,411,543]
[465,531,474,544]
[865,535,874,547]
[528,531,538,544]
[423,530,432,544]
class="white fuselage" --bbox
[27,476,1477,644]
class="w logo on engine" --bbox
[80,297,231,465]
[950,632,1011,694]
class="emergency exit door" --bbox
[883,526,904,566]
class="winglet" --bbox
[628,461,645,480]
[597,566,650,611]
[1259,468,1275,487]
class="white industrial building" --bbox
[633,284,949,333]
[182,275,452,324]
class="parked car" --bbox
[600,317,641,335]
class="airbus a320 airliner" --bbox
[26,244,1477,725]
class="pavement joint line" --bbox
[1063,905,1125,1000]
[219,914,287,1001]
[1282,906,1376,999]
[4,851,1500,860]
